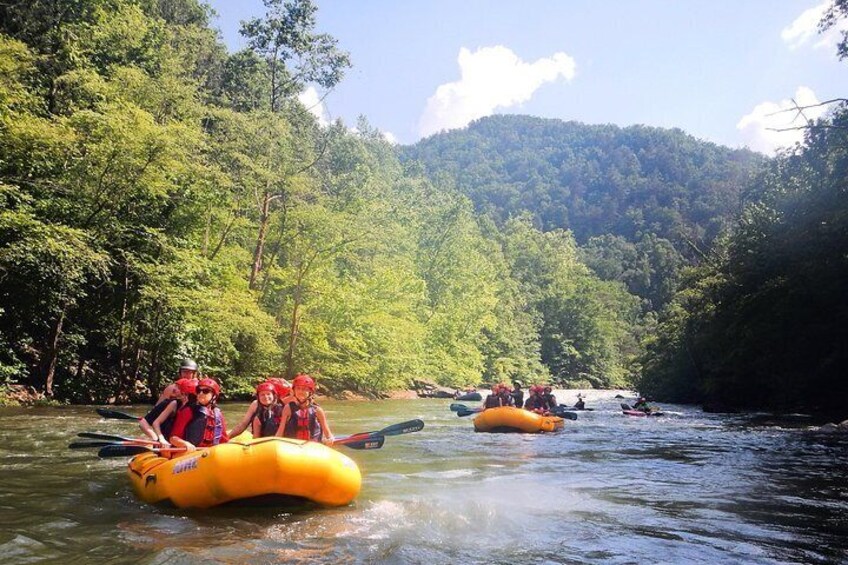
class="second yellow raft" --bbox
[127,436,361,509]
[473,406,564,433]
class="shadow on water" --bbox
[1,391,847,563]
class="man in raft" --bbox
[275,374,335,445]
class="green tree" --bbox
[241,0,351,111]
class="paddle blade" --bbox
[97,444,153,458]
[69,441,116,449]
[457,409,479,417]
[553,410,578,421]
[340,435,385,450]
[378,419,424,437]
[449,403,468,412]
[620,403,633,411]
[96,408,140,420]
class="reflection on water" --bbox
[1,391,847,564]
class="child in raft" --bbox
[167,377,229,452]
[524,385,546,413]
[145,377,197,443]
[140,358,199,441]
[228,377,292,438]
[483,383,515,408]
[275,374,335,445]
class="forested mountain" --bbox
[403,116,763,245]
[401,117,765,310]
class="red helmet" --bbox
[256,382,276,396]
[197,377,220,396]
[266,377,291,398]
[176,378,198,395]
[292,374,315,392]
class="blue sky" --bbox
[205,0,848,153]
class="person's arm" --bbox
[275,405,292,437]
[139,414,158,441]
[228,400,258,437]
[316,407,334,445]
[170,435,196,455]
[219,413,229,443]
[151,401,178,445]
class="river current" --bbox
[1,390,846,564]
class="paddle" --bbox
[334,419,425,444]
[97,444,188,458]
[339,435,385,450]
[69,440,156,449]
[78,432,157,444]
[456,408,483,417]
[96,408,140,421]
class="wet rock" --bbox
[411,378,456,399]
[337,390,370,401]
[385,390,419,400]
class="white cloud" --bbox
[781,1,848,52]
[736,86,828,153]
[381,130,398,145]
[297,86,329,126]
[418,46,576,138]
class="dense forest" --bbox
[0,0,639,402]
[1,0,845,414]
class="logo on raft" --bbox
[172,457,200,475]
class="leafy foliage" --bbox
[639,107,848,413]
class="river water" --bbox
[1,389,846,564]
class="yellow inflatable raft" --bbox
[473,406,564,433]
[127,436,361,509]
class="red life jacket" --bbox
[172,403,228,447]
[283,401,322,442]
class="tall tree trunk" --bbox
[147,302,164,402]
[43,308,66,397]
[259,211,288,298]
[249,191,272,289]
[285,273,304,377]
